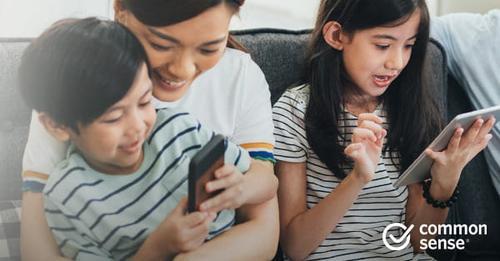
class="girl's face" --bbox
[118,3,233,102]
[340,8,421,101]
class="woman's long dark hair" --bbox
[305,0,443,179]
[120,0,246,50]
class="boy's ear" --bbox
[323,21,345,51]
[114,0,128,25]
[38,113,71,142]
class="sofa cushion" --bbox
[0,200,21,261]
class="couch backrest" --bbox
[0,30,447,201]
[0,39,31,200]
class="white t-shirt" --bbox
[22,48,275,191]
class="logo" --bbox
[382,223,414,251]
[383,223,488,251]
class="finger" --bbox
[180,219,212,251]
[447,128,463,152]
[474,133,493,150]
[357,113,383,124]
[214,164,236,179]
[375,129,387,147]
[352,128,377,143]
[172,197,188,215]
[474,117,496,143]
[344,143,364,160]
[200,188,240,212]
[358,120,385,140]
[461,119,484,146]
[206,172,242,192]
[425,148,441,161]
[183,212,209,227]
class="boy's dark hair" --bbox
[18,17,148,132]
[305,0,443,178]
[119,0,246,51]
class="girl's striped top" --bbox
[273,85,431,260]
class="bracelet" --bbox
[422,180,460,209]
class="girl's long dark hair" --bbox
[120,0,246,50]
[305,0,443,179]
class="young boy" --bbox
[18,18,250,260]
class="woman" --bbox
[20,1,279,260]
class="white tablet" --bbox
[394,104,500,187]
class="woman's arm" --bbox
[175,196,279,261]
[276,161,368,260]
[21,189,70,261]
[241,159,278,204]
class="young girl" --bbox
[273,0,496,260]
[21,1,278,260]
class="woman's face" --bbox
[117,3,234,102]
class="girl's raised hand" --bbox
[198,164,247,213]
[426,117,496,189]
[345,113,387,184]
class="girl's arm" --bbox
[406,117,495,250]
[276,161,369,260]
[174,196,280,261]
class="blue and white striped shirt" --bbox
[44,108,251,260]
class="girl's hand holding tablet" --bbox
[425,116,496,199]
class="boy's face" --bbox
[69,64,157,174]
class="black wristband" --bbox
[422,180,460,209]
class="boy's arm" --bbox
[174,196,279,261]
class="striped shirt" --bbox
[43,108,251,260]
[273,85,430,260]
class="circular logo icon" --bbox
[383,223,414,251]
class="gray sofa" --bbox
[1,29,499,260]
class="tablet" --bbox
[188,134,225,213]
[394,105,500,187]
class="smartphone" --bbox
[188,134,226,213]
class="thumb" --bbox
[173,197,188,215]
[425,148,439,161]
[345,143,363,160]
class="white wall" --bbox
[1,0,499,38]
[0,0,112,38]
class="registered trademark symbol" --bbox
[466,239,470,243]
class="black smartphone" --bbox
[188,134,226,213]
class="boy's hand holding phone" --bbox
[154,198,216,256]
[198,164,247,213]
